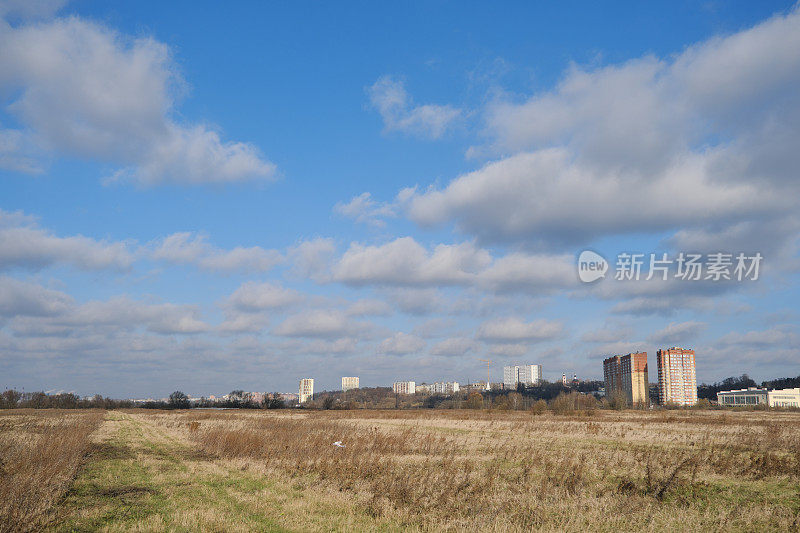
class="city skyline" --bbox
[1,1,799,397]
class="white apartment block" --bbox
[503,364,543,389]
[431,381,460,395]
[393,381,416,394]
[341,376,359,392]
[298,378,314,404]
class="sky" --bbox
[1,0,798,398]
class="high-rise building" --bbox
[657,347,697,406]
[341,376,359,392]
[298,378,314,404]
[603,352,649,406]
[393,381,416,395]
[503,364,543,388]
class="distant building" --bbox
[717,387,800,408]
[298,378,314,404]
[503,364,543,389]
[463,381,487,392]
[341,376,359,392]
[562,373,567,386]
[393,381,416,395]
[604,352,649,406]
[415,383,431,394]
[657,347,697,406]
[431,381,460,395]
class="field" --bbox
[1,408,799,532]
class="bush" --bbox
[530,399,548,415]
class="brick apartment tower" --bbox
[657,348,697,406]
[603,352,649,406]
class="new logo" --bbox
[577,250,608,283]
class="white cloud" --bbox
[345,298,393,317]
[0,276,73,316]
[476,317,564,342]
[0,13,274,184]
[429,337,476,357]
[581,323,635,344]
[477,252,577,293]
[377,332,425,355]
[485,343,529,357]
[368,76,461,139]
[718,325,799,347]
[225,281,301,312]
[2,284,209,335]
[56,296,209,334]
[217,312,270,334]
[399,8,800,248]
[405,149,777,247]
[152,232,282,273]
[0,209,133,271]
[334,192,396,227]
[289,237,336,282]
[273,310,364,339]
[647,321,707,344]
[333,237,490,286]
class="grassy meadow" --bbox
[1,408,799,532]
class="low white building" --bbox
[431,381,460,395]
[393,381,416,395]
[341,376,359,392]
[717,387,800,408]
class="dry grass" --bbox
[5,408,800,531]
[0,409,103,533]
[173,409,800,531]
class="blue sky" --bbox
[1,0,798,397]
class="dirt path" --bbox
[53,411,399,532]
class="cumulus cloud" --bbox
[647,321,707,344]
[429,337,476,357]
[225,281,302,312]
[477,252,576,293]
[333,237,491,286]
[151,232,282,273]
[397,8,800,248]
[485,343,529,357]
[273,310,364,339]
[386,288,444,316]
[288,237,337,282]
[0,209,133,271]
[345,298,393,317]
[0,12,274,184]
[217,281,302,333]
[717,325,799,347]
[1,282,208,334]
[59,296,209,334]
[476,317,564,342]
[404,149,777,247]
[368,76,461,139]
[334,192,396,227]
[0,276,73,317]
[377,332,425,355]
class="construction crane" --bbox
[479,358,492,390]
